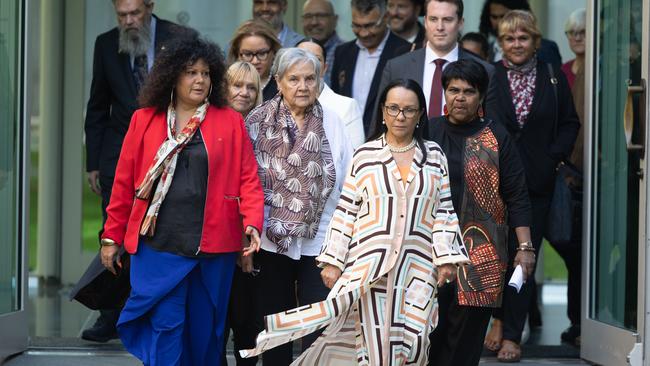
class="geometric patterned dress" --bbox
[241,136,469,365]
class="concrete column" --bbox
[36,0,63,281]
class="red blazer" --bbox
[102,105,264,254]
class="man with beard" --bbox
[330,0,411,133]
[253,0,304,47]
[76,0,179,343]
[387,0,426,49]
[301,0,344,86]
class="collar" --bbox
[425,42,459,64]
[355,28,390,54]
[278,23,289,43]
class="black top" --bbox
[425,117,532,228]
[485,59,580,196]
[142,130,213,257]
[263,78,279,102]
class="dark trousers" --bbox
[254,250,330,366]
[494,194,550,343]
[429,283,492,366]
[222,267,259,366]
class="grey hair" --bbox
[351,0,386,16]
[272,47,322,92]
[564,8,586,32]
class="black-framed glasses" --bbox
[384,104,420,118]
[239,49,271,62]
[351,18,384,33]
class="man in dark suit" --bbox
[387,0,426,50]
[80,0,177,342]
[330,0,411,133]
[376,0,495,124]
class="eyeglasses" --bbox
[384,104,420,118]
[239,49,271,62]
[302,13,333,22]
[565,30,586,39]
[351,18,384,33]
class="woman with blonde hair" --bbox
[226,61,263,117]
[484,10,579,362]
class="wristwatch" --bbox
[517,241,534,252]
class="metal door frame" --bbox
[582,0,650,364]
[0,0,30,361]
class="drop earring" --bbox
[478,105,484,118]
[443,105,448,117]
[382,120,386,125]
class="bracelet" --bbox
[100,238,117,247]
[517,241,534,251]
[517,247,536,253]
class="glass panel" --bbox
[592,0,643,330]
[0,0,22,314]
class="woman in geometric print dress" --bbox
[426,59,533,366]
[241,78,469,365]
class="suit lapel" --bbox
[119,52,138,98]
[343,44,360,97]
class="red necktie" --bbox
[428,58,447,118]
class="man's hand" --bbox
[87,170,101,195]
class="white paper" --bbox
[508,265,524,293]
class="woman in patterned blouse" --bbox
[426,59,533,366]
[242,78,469,365]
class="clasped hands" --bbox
[320,262,458,289]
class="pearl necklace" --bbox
[387,139,417,153]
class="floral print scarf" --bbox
[504,57,537,127]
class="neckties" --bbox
[134,54,148,92]
[428,58,447,118]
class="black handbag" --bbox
[544,63,581,246]
[546,161,581,245]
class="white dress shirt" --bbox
[352,30,390,112]
[319,84,365,149]
[422,42,459,116]
[260,106,354,260]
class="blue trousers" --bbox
[118,243,236,366]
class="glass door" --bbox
[583,0,649,364]
[0,0,28,361]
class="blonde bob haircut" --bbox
[225,61,263,108]
[497,10,542,49]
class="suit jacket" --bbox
[84,16,177,178]
[319,84,365,149]
[330,31,411,133]
[103,106,264,254]
[485,59,580,196]
[374,45,496,126]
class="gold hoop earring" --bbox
[170,89,175,105]
[205,84,213,103]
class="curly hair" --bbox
[479,0,531,36]
[227,19,281,65]
[138,32,227,111]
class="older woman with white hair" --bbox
[244,47,353,366]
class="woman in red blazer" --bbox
[99,35,264,365]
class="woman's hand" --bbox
[513,250,536,281]
[243,226,260,256]
[321,264,342,289]
[100,245,121,275]
[240,252,254,273]
[437,263,457,287]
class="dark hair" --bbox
[227,19,282,65]
[441,59,489,100]
[297,38,328,64]
[351,0,386,14]
[138,32,227,111]
[479,0,531,36]
[424,0,464,19]
[460,32,489,59]
[368,79,428,164]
